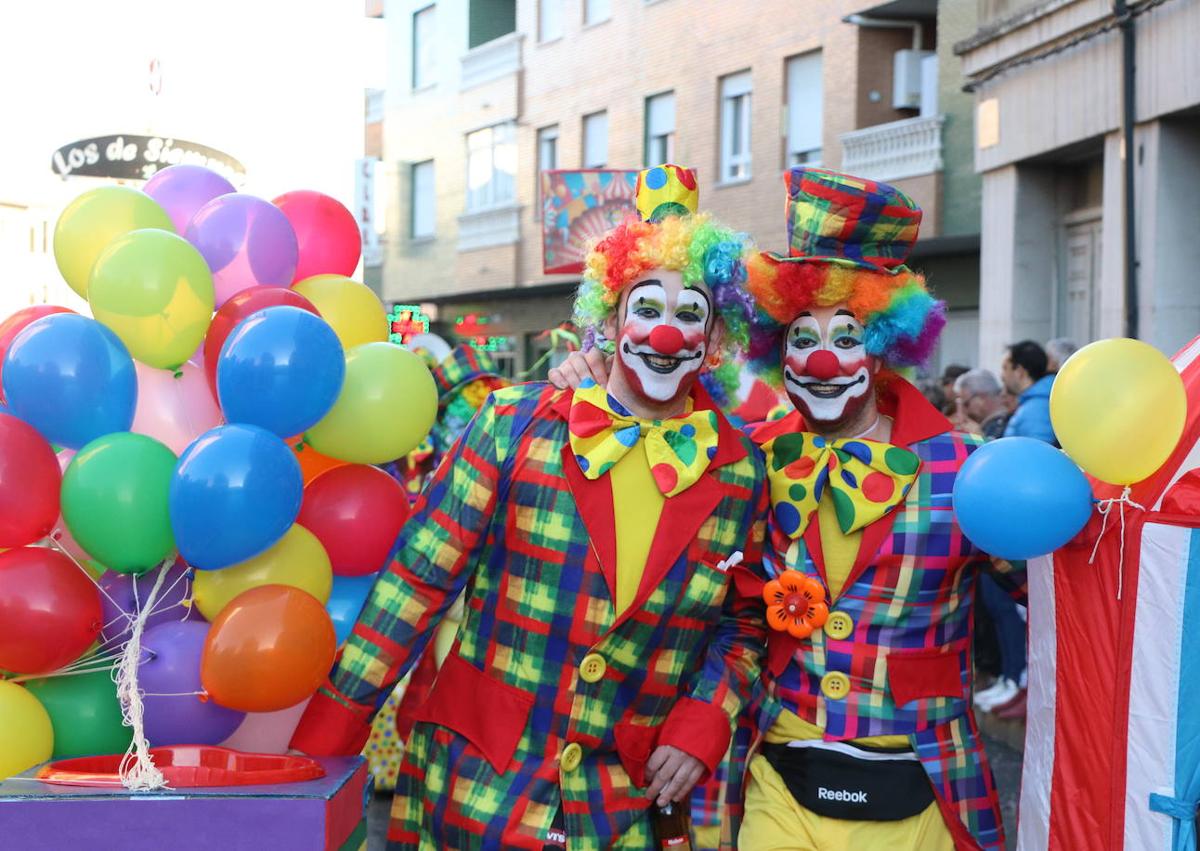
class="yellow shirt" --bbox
[767,493,910,748]
[610,438,666,615]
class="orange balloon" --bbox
[287,436,347,484]
[200,584,336,713]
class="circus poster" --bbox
[541,169,639,274]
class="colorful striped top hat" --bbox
[746,167,945,371]
[634,164,699,223]
[430,344,506,403]
[780,167,922,271]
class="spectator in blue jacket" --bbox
[1002,340,1057,444]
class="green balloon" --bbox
[26,669,133,759]
[62,432,178,575]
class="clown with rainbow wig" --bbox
[552,167,1027,851]
[732,169,1026,851]
[292,164,772,850]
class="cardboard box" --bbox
[0,756,368,850]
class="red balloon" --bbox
[298,465,410,576]
[0,306,76,400]
[0,413,62,547]
[0,548,102,674]
[203,286,319,396]
[273,191,361,282]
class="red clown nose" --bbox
[648,325,685,355]
[804,350,841,380]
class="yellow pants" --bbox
[738,754,956,851]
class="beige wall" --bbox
[379,0,941,305]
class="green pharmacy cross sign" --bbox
[389,304,430,344]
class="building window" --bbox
[719,70,752,182]
[468,0,516,49]
[412,5,436,90]
[582,111,608,168]
[786,51,823,166]
[410,160,435,238]
[539,0,564,42]
[584,0,611,25]
[538,125,559,174]
[644,92,675,166]
[465,123,516,212]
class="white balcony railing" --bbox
[457,203,521,252]
[460,32,523,91]
[839,114,945,183]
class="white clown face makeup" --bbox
[611,269,713,407]
[782,305,877,428]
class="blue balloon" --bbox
[169,424,302,570]
[216,306,345,437]
[2,314,136,449]
[952,437,1094,560]
[327,573,379,645]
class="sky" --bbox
[0,0,383,313]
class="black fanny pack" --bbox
[542,806,567,850]
[761,741,935,822]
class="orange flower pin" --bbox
[763,570,829,639]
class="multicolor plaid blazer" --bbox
[292,382,770,850]
[742,376,1027,851]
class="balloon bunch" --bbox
[0,165,436,782]
[953,338,1187,560]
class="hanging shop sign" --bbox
[388,304,431,345]
[51,135,245,183]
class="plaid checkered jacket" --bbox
[742,377,1027,851]
[291,382,769,850]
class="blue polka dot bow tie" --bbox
[761,432,920,538]
[567,380,721,498]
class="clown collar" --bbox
[751,370,952,450]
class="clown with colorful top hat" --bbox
[737,168,1024,851]
[291,165,772,850]
[553,167,1026,851]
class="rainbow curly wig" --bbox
[745,254,946,380]
[573,212,755,403]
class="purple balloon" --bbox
[185,194,299,308]
[139,621,245,746]
[143,165,237,234]
[99,558,198,647]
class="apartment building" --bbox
[376,0,983,376]
[957,0,1200,369]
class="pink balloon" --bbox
[219,696,311,754]
[49,449,92,563]
[131,361,224,456]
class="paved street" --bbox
[366,733,1025,850]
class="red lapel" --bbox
[616,384,748,628]
[553,390,619,601]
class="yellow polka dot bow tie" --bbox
[761,432,920,538]
[567,380,721,498]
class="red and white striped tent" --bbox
[1019,334,1200,851]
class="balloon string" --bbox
[1088,486,1146,600]
[44,535,126,613]
[140,691,205,698]
[115,559,171,792]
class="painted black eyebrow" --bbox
[834,309,856,317]
[628,280,663,296]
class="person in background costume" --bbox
[290,164,771,850]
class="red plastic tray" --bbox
[35,745,326,788]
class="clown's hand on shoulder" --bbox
[548,347,611,390]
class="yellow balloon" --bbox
[0,680,53,778]
[192,524,332,621]
[53,187,174,298]
[1050,338,1186,485]
[88,229,215,369]
[293,275,388,351]
[307,343,438,464]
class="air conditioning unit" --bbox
[893,49,935,110]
